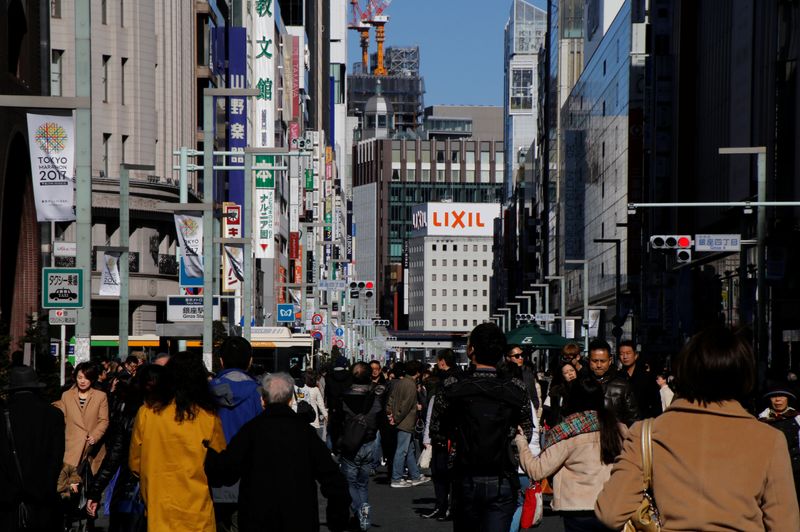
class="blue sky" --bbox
[346,0,514,107]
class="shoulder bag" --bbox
[623,418,662,532]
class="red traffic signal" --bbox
[365,281,374,290]
[677,236,691,248]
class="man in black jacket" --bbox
[333,362,384,531]
[205,372,350,532]
[0,366,65,532]
[440,323,534,532]
[588,338,640,426]
[618,340,662,418]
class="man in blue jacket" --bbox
[210,336,263,531]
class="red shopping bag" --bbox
[520,481,543,528]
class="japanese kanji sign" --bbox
[253,0,275,148]
[42,267,83,309]
[254,156,275,259]
[222,202,242,292]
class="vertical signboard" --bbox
[222,202,242,292]
[278,266,287,304]
[254,155,275,258]
[346,199,353,262]
[227,27,248,214]
[26,114,76,221]
[252,0,275,148]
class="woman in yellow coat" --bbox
[129,352,226,532]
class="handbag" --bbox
[520,480,543,528]
[418,445,432,469]
[623,418,662,532]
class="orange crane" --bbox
[367,0,393,76]
[348,0,371,74]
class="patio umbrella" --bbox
[505,324,577,349]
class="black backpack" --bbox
[446,378,523,475]
[337,392,375,457]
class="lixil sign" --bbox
[411,202,500,237]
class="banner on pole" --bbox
[26,114,76,221]
[222,203,242,292]
[174,213,204,277]
[99,251,121,296]
[224,244,244,284]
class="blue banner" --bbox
[228,27,248,222]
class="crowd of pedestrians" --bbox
[2,321,800,531]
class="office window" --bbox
[436,169,445,182]
[406,168,415,180]
[473,319,478,326]
[432,289,437,296]
[483,305,487,311]
[463,319,468,326]
[421,169,430,181]
[465,170,475,182]
[482,289,487,296]
[443,245,447,251]
[462,275,467,281]
[473,275,477,282]
[473,260,478,267]
[451,148,460,163]
[432,244,437,251]
[463,289,467,296]
[473,289,478,296]
[432,304,437,311]
[51,0,61,18]
[466,151,475,164]
[442,319,447,326]
[50,50,64,96]
[473,245,478,252]
[102,0,107,24]
[483,245,488,252]
[483,274,488,281]
[102,55,110,102]
[483,259,487,267]
[453,245,458,251]
[473,305,477,312]
[432,274,437,281]
[432,259,437,266]
[451,168,460,181]
[463,260,467,266]
[120,58,127,105]
[432,319,437,326]
[102,133,111,176]
[463,305,467,311]
[120,0,124,26]
[443,304,448,311]
[511,68,533,110]
[443,259,447,266]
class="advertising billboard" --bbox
[410,202,501,237]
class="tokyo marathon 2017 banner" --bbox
[26,114,76,221]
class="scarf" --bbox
[543,410,600,451]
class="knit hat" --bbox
[763,383,797,401]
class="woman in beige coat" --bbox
[596,327,800,531]
[53,362,109,474]
[516,377,624,531]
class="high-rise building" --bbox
[503,0,547,200]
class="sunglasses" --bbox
[509,353,524,359]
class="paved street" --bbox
[318,470,565,532]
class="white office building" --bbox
[408,203,500,332]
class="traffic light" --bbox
[364,280,374,298]
[650,235,692,263]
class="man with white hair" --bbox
[205,372,350,531]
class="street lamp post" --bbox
[594,238,622,349]
[565,260,589,353]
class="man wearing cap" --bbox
[1,366,66,531]
[759,383,800,505]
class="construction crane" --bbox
[348,0,371,74]
[367,0,393,76]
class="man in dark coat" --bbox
[588,338,640,426]
[0,366,65,531]
[205,372,350,532]
[618,340,662,418]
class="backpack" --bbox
[293,388,317,424]
[337,392,375,457]
[446,378,523,475]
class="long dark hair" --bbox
[564,377,623,465]
[159,351,217,422]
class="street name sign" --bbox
[42,268,83,308]
[319,280,347,290]
[49,309,77,325]
[535,313,556,322]
[167,296,220,322]
[694,234,741,252]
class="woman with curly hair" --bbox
[129,352,226,532]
